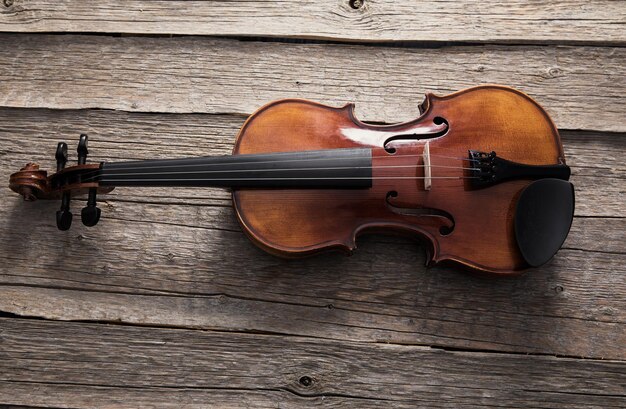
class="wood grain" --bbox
[1,318,625,408]
[0,1,624,45]
[0,7,624,404]
[0,108,623,359]
[0,34,623,132]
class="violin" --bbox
[9,85,574,274]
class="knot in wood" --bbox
[547,67,563,78]
[298,375,313,387]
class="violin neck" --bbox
[98,148,373,189]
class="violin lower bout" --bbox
[233,181,529,275]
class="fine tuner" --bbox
[9,85,575,275]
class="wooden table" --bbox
[0,1,624,407]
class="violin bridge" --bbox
[423,141,432,191]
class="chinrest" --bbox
[514,179,575,267]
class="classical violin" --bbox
[9,85,574,274]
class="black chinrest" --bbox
[514,179,575,267]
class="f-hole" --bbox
[386,191,455,236]
[384,116,449,154]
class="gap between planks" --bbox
[0,301,623,362]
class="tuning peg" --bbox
[54,141,73,230]
[76,134,101,227]
[56,191,72,230]
[55,142,68,171]
[77,134,89,165]
[81,188,101,227]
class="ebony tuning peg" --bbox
[56,192,73,231]
[76,134,101,227]
[54,134,102,229]
[55,142,68,171]
[55,141,73,230]
[81,188,101,227]
[77,134,88,165]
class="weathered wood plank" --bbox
[0,34,623,132]
[0,257,623,360]
[0,1,624,45]
[1,318,624,408]
[0,108,624,359]
[0,381,379,409]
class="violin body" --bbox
[9,85,574,274]
[233,85,566,273]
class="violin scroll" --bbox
[9,134,114,230]
[9,162,48,201]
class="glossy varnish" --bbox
[233,85,564,273]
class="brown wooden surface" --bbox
[0,1,625,407]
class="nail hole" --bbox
[349,0,363,9]
[299,376,313,387]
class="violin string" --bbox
[94,176,479,183]
[76,153,476,181]
[383,153,470,161]
[82,164,478,183]
[82,164,480,183]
